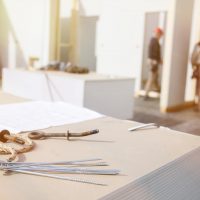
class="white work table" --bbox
[2,68,135,119]
[0,92,200,200]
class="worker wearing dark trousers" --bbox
[144,28,164,100]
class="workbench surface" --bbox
[0,91,200,200]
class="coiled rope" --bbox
[0,134,34,162]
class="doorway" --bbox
[140,11,167,98]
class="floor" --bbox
[132,97,200,136]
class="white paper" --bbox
[0,101,103,133]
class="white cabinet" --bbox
[2,68,135,119]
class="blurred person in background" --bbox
[191,41,200,111]
[144,27,164,100]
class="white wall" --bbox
[96,8,144,83]
[99,0,169,12]
[0,0,50,70]
[185,0,200,101]
[96,0,169,90]
[161,0,194,109]
[79,0,103,16]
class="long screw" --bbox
[0,158,120,186]
[11,169,107,186]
